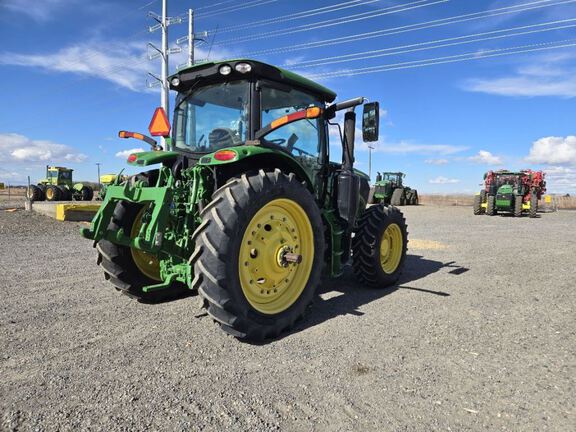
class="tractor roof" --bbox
[48,166,73,171]
[170,59,337,103]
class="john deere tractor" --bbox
[81,59,408,341]
[369,172,418,205]
[473,169,546,217]
[27,166,94,202]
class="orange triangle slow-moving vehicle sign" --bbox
[148,107,171,136]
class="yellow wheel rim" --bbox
[46,188,53,200]
[238,198,314,315]
[380,223,403,274]
[130,206,161,281]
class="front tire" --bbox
[45,185,61,201]
[352,205,408,287]
[514,195,523,217]
[191,170,325,341]
[96,201,184,302]
[390,188,403,206]
[473,194,482,215]
[486,195,496,216]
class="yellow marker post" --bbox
[545,195,552,204]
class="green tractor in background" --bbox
[27,166,94,202]
[473,169,546,217]
[369,172,418,206]
[81,59,409,341]
[97,174,127,201]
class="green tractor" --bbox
[473,169,546,217]
[81,59,408,341]
[369,172,418,205]
[27,166,94,202]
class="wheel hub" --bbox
[239,199,314,315]
[380,223,403,274]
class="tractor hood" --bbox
[497,184,514,194]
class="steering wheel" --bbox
[266,138,286,145]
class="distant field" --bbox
[419,194,576,209]
[0,188,25,201]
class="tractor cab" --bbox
[381,172,405,188]
[42,166,74,187]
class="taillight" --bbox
[214,150,237,161]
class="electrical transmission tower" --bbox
[147,0,182,147]
[176,9,208,67]
[146,1,207,148]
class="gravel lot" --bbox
[1,205,574,431]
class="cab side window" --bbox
[260,86,322,163]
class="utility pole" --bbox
[368,145,375,180]
[176,9,208,68]
[188,9,194,66]
[148,0,182,148]
[96,163,101,190]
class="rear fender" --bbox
[199,145,314,191]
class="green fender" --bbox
[124,146,314,189]
[198,145,314,190]
[126,150,180,167]
[72,183,84,192]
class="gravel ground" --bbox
[1,206,574,431]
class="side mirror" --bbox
[362,102,379,142]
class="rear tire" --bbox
[352,205,408,287]
[96,200,185,302]
[390,188,403,206]
[486,195,496,216]
[58,186,71,201]
[81,186,93,201]
[530,193,538,218]
[412,191,419,205]
[45,185,61,201]
[191,169,325,341]
[26,185,42,202]
[514,195,523,217]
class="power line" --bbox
[307,38,576,79]
[238,0,576,56]
[287,18,576,68]
[208,0,385,34]
[196,0,280,19]
[212,0,448,46]
[195,0,238,11]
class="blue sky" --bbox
[1,0,576,193]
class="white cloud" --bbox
[463,53,576,98]
[429,176,460,184]
[0,42,150,92]
[424,158,449,165]
[543,166,576,192]
[526,136,576,165]
[0,42,234,92]
[0,133,86,163]
[468,150,503,165]
[115,148,145,159]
